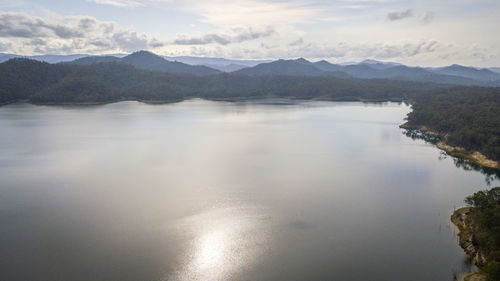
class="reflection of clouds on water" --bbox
[165,206,272,281]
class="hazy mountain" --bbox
[4,51,500,84]
[235,59,323,76]
[68,51,220,76]
[234,58,350,78]
[0,53,130,64]
[71,56,122,65]
[322,63,433,80]
[0,53,18,63]
[120,51,218,75]
[29,54,90,64]
[428,64,500,82]
[203,63,248,72]
[163,56,271,72]
[235,58,402,78]
[233,58,493,86]
[293,59,451,83]
[360,59,401,65]
[163,56,270,67]
[342,64,486,85]
[359,59,402,70]
[3,51,226,76]
[351,65,433,79]
[340,64,385,78]
[0,53,89,63]
[313,60,344,72]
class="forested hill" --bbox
[0,58,443,105]
[233,58,500,86]
[405,87,500,162]
[70,50,220,76]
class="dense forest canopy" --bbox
[405,87,500,161]
[464,187,500,280]
[0,58,444,104]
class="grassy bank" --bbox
[401,123,500,170]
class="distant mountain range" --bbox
[70,51,220,76]
[162,56,271,72]
[0,53,89,64]
[234,58,349,78]
[234,58,500,86]
[1,51,500,86]
[485,67,500,74]
[0,52,269,72]
[428,64,500,82]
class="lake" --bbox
[0,99,498,281]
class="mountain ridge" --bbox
[71,51,220,76]
[234,58,500,86]
[3,51,500,85]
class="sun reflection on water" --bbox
[195,231,227,270]
[166,206,271,281]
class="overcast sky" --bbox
[0,0,499,66]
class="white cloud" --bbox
[86,0,144,7]
[387,9,414,21]
[0,12,162,54]
[1,0,499,66]
[421,11,434,24]
[173,26,276,45]
[175,0,324,26]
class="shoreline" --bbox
[400,123,500,171]
[1,98,186,107]
[451,207,487,281]
[0,96,405,107]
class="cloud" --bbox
[281,40,441,60]
[339,5,369,9]
[176,0,323,26]
[173,26,276,45]
[288,38,304,47]
[0,40,11,51]
[421,11,434,24]
[387,9,413,21]
[0,0,25,8]
[162,36,445,64]
[0,12,162,54]
[85,0,323,25]
[0,13,83,38]
[86,0,143,7]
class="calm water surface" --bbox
[0,99,498,281]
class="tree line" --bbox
[463,187,500,280]
[405,87,500,161]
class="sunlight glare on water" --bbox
[167,206,272,281]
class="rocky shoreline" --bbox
[400,123,500,170]
[451,207,487,281]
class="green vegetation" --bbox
[462,187,500,280]
[0,58,443,105]
[405,87,500,162]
